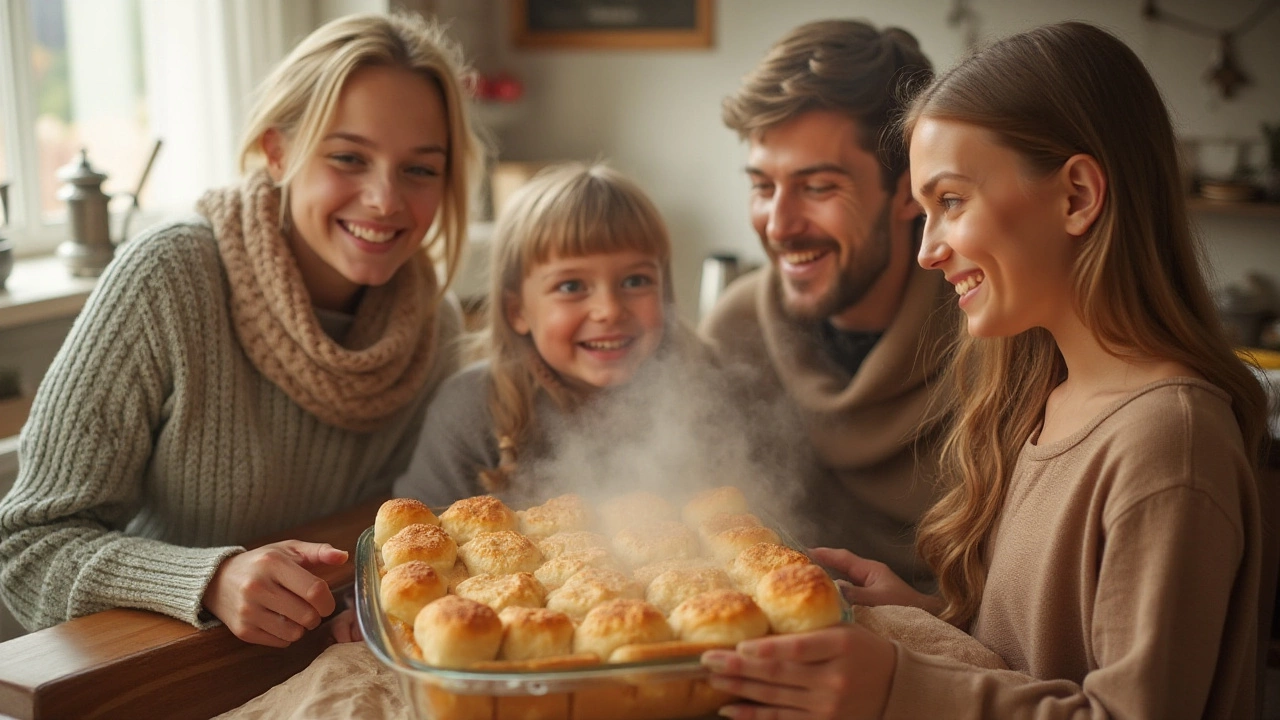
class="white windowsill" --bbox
[0,255,99,332]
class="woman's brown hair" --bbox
[905,21,1269,626]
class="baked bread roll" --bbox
[497,606,575,661]
[755,564,843,634]
[517,493,593,538]
[668,589,769,645]
[695,512,762,548]
[381,522,457,575]
[612,521,699,568]
[458,530,544,576]
[727,542,812,595]
[597,492,676,536]
[379,560,447,625]
[538,531,610,559]
[439,495,518,544]
[413,595,503,668]
[645,566,734,615]
[706,525,781,565]
[534,547,622,591]
[374,498,439,548]
[574,598,673,661]
[631,557,718,588]
[682,486,750,528]
[545,567,644,621]
[454,571,547,612]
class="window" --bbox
[1,0,321,258]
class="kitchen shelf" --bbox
[1187,196,1280,219]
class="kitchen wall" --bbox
[453,0,1280,322]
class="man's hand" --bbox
[702,624,896,720]
[810,547,944,616]
[203,540,348,647]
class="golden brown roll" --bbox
[413,595,503,668]
[682,486,750,528]
[374,498,440,548]
[534,547,622,591]
[497,606,576,661]
[457,530,544,576]
[439,495,518,545]
[695,512,762,548]
[755,564,844,634]
[381,522,457,575]
[668,589,769,645]
[706,525,782,565]
[538,531,610,559]
[611,521,700,569]
[573,598,673,661]
[379,560,446,625]
[517,493,593,538]
[454,571,547,613]
[597,492,676,536]
[727,542,812,595]
[545,567,644,621]
[645,566,734,615]
[631,557,718,588]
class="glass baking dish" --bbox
[355,511,852,720]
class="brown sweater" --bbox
[699,263,955,588]
[884,378,1261,719]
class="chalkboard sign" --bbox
[512,0,713,49]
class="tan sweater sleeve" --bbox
[884,485,1244,719]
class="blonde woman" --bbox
[703,22,1267,719]
[0,12,479,647]
[395,162,703,503]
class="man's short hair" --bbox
[723,19,932,189]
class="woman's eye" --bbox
[405,165,441,179]
[939,195,962,210]
[330,153,363,166]
[621,274,655,289]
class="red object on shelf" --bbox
[465,70,524,103]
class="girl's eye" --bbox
[554,280,585,294]
[621,274,656,289]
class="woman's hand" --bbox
[810,547,943,616]
[203,540,349,647]
[702,624,896,720]
[324,607,363,644]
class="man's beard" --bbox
[777,204,892,323]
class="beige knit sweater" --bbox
[0,218,460,631]
[884,379,1260,719]
[699,262,955,588]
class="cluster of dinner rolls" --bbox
[374,488,844,670]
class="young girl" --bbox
[395,161,700,504]
[702,22,1267,719]
[0,13,480,648]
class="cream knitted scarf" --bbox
[196,170,440,433]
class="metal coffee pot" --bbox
[0,182,12,290]
[56,141,161,277]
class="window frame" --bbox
[0,0,324,260]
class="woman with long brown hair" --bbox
[703,21,1266,719]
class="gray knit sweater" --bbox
[0,218,461,631]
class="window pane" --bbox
[30,0,150,220]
